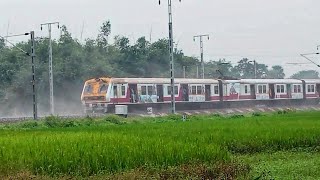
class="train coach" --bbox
[80,77,320,113]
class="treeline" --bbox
[0,21,319,116]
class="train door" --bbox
[205,85,211,101]
[157,85,164,102]
[250,85,256,99]
[269,83,275,99]
[316,84,320,97]
[181,84,189,101]
[129,84,138,103]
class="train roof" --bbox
[240,79,303,84]
[112,78,219,84]
[85,77,111,83]
[303,79,320,83]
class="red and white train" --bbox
[81,77,320,113]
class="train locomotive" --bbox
[81,77,320,113]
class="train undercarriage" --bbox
[83,98,320,115]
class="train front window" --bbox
[99,84,108,93]
[85,84,92,93]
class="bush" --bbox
[252,112,263,117]
[44,116,62,128]
[62,120,77,128]
[104,115,126,125]
[211,113,222,117]
[20,121,39,129]
[228,114,245,119]
[166,114,182,121]
[277,108,296,115]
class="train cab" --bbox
[81,77,112,113]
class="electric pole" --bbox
[30,31,38,120]
[196,65,199,78]
[254,60,257,79]
[41,22,60,115]
[158,0,181,114]
[249,60,257,79]
[194,34,209,79]
[1,32,37,119]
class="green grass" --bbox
[0,111,319,178]
[238,151,320,180]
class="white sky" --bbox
[1,0,320,76]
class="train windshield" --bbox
[99,84,108,93]
[84,84,92,93]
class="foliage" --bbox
[291,70,320,79]
[240,151,320,179]
[267,65,285,79]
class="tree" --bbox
[234,58,268,78]
[291,70,319,79]
[204,59,234,79]
[267,65,285,79]
[97,20,111,50]
[0,38,5,50]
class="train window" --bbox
[167,86,178,95]
[141,86,147,95]
[99,84,108,93]
[263,85,267,93]
[147,86,153,95]
[258,85,267,94]
[121,86,126,96]
[298,85,301,93]
[113,86,117,97]
[213,85,219,95]
[258,85,262,94]
[191,86,196,95]
[276,85,285,93]
[307,85,315,93]
[293,85,302,93]
[85,85,92,93]
[244,85,250,94]
[197,86,202,95]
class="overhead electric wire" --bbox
[0,34,30,56]
[300,53,320,67]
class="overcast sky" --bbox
[1,0,320,76]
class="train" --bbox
[80,77,320,113]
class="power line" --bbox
[300,53,320,67]
[0,34,30,55]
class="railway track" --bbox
[1,105,319,123]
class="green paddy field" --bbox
[0,110,319,179]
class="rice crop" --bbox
[0,111,319,177]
